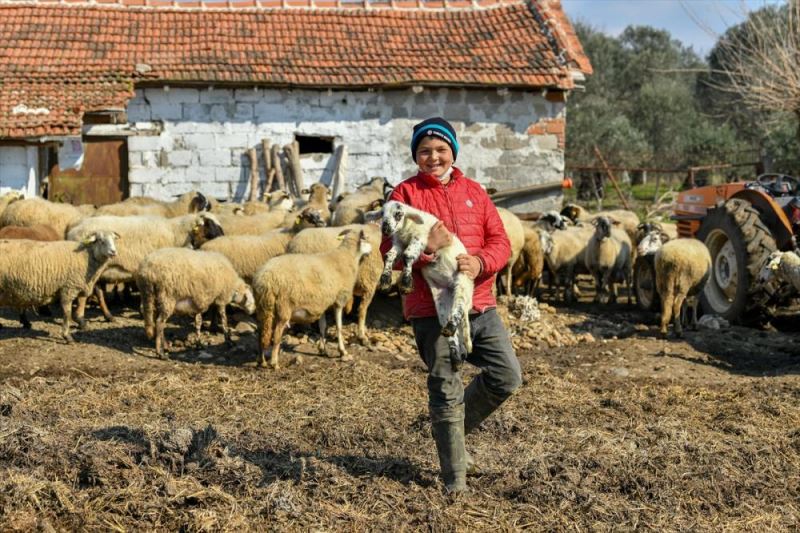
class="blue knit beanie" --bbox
[410,117,459,162]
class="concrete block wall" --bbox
[126,86,565,212]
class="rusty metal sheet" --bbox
[48,137,129,206]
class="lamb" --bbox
[0,231,118,341]
[511,225,545,296]
[331,177,390,226]
[253,229,372,369]
[0,197,87,238]
[200,208,326,284]
[585,216,633,304]
[135,248,255,358]
[66,212,224,323]
[561,203,640,243]
[379,201,473,369]
[654,238,712,335]
[95,191,210,218]
[286,223,383,344]
[497,208,525,297]
[539,224,594,303]
[760,251,800,292]
[293,183,332,224]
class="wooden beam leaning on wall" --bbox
[283,141,304,199]
[271,143,287,196]
[247,148,259,202]
[261,139,274,201]
[330,144,348,200]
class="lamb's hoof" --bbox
[441,321,457,337]
[379,273,393,291]
[399,274,414,294]
[104,315,115,323]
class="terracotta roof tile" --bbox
[0,0,588,138]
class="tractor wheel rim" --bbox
[704,229,738,313]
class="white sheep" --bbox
[561,203,640,244]
[286,223,383,344]
[379,201,473,369]
[200,208,326,284]
[511,225,545,296]
[539,224,594,303]
[96,191,210,218]
[0,191,23,217]
[66,213,224,323]
[253,229,372,369]
[0,197,88,238]
[497,208,525,297]
[760,251,800,292]
[331,177,389,226]
[654,238,712,335]
[585,216,633,304]
[0,231,118,341]
[533,211,568,232]
[135,248,255,358]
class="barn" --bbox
[0,0,590,212]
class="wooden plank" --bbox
[247,148,259,202]
[271,144,286,194]
[593,145,630,210]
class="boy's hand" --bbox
[456,254,482,280]
[425,221,452,253]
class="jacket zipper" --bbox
[442,180,459,239]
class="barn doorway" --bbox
[47,136,129,206]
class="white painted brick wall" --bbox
[126,87,565,210]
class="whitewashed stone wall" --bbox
[0,145,39,197]
[126,86,565,212]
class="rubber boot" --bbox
[430,405,467,493]
[464,377,508,435]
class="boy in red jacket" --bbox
[381,117,522,493]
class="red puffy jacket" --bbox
[380,167,511,320]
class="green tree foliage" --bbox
[567,22,747,171]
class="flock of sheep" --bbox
[0,179,797,369]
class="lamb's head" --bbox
[306,183,329,202]
[80,230,119,262]
[231,280,256,315]
[759,251,785,283]
[381,201,424,236]
[592,216,613,240]
[190,213,224,248]
[637,230,667,256]
[359,176,386,193]
[294,207,326,228]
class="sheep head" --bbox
[592,216,613,240]
[637,230,667,256]
[294,207,326,228]
[81,230,119,262]
[381,201,424,236]
[188,191,211,213]
[540,211,567,231]
[759,251,785,283]
[560,204,582,223]
[231,281,256,315]
[190,213,224,248]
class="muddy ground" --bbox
[0,288,799,531]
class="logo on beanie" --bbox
[428,130,433,135]
[466,199,473,208]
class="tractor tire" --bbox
[696,199,777,323]
[633,253,659,312]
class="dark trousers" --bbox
[412,308,522,427]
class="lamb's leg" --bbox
[317,313,327,355]
[59,292,76,343]
[379,244,401,291]
[335,303,353,361]
[399,238,425,294]
[442,275,469,338]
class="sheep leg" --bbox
[442,276,469,339]
[192,313,206,348]
[59,292,76,343]
[271,319,286,370]
[257,308,274,368]
[399,239,424,294]
[155,298,175,358]
[141,287,156,340]
[95,285,114,323]
[19,310,31,329]
[672,293,686,337]
[356,288,374,345]
[335,303,352,361]
[217,304,231,346]
[504,265,512,297]
[317,314,327,356]
[74,295,88,330]
[380,244,400,291]
[659,289,674,336]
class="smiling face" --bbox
[415,136,454,179]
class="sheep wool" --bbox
[655,238,711,335]
[0,197,87,238]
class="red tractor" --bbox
[670,174,800,322]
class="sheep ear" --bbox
[406,213,424,224]
[113,232,122,241]
[81,234,97,246]
[300,188,309,195]
[336,229,352,241]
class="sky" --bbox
[561,0,785,57]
